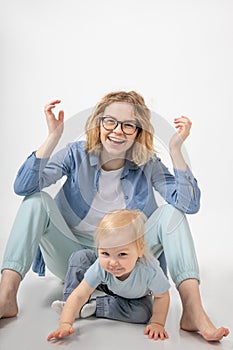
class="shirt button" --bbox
[124,196,129,200]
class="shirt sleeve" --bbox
[148,264,171,295]
[151,156,201,214]
[84,260,106,289]
[13,145,72,196]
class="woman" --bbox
[0,91,229,341]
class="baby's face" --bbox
[98,240,140,281]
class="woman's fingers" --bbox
[58,110,65,122]
[44,100,62,117]
[174,116,192,138]
[44,99,61,110]
[174,116,192,130]
[43,99,64,136]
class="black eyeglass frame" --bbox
[100,116,141,135]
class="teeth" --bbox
[108,137,125,143]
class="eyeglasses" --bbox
[100,116,140,135]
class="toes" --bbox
[202,327,230,341]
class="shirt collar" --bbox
[89,152,99,167]
[89,151,139,174]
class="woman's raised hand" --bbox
[35,100,65,158]
[44,99,64,139]
[169,116,192,152]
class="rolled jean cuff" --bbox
[1,261,26,279]
[95,296,107,318]
[174,271,200,288]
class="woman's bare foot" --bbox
[0,292,18,319]
[178,279,229,342]
[0,270,21,319]
[180,308,229,341]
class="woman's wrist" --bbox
[169,145,182,156]
[35,134,60,158]
[169,148,187,171]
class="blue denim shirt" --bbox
[14,141,201,276]
[14,141,201,227]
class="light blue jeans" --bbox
[1,191,199,287]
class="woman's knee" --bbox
[22,191,54,210]
[155,204,187,234]
[158,204,185,217]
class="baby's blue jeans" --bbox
[63,249,153,323]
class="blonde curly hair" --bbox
[85,91,155,166]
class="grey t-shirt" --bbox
[84,256,170,299]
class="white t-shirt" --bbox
[75,167,126,235]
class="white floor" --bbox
[1,267,232,350]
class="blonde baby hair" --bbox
[94,209,153,260]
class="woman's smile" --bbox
[107,136,126,145]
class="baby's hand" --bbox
[144,322,169,341]
[47,323,74,341]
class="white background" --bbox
[1,0,233,273]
